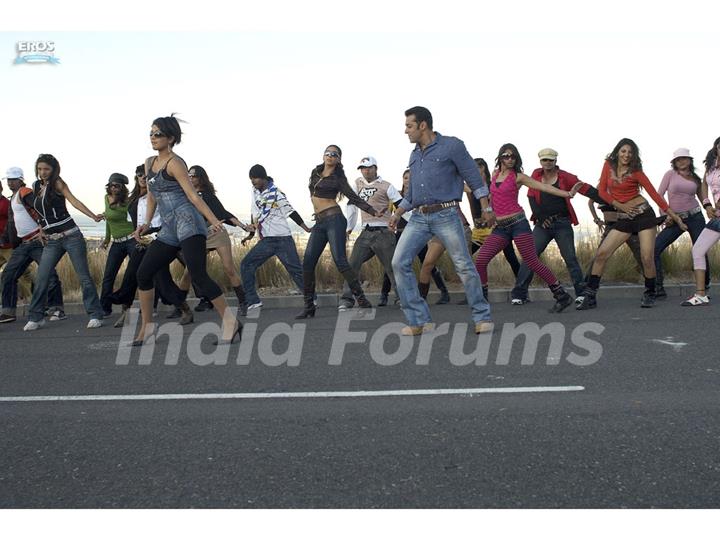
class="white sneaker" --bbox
[87,318,103,328]
[681,294,709,307]
[23,320,45,331]
[247,302,263,310]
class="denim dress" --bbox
[147,165,207,247]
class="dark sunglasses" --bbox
[500,154,516,160]
[149,131,166,138]
[540,158,556,163]
[324,151,340,158]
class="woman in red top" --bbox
[577,138,686,310]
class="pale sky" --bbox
[2,1,719,230]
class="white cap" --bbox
[3,166,24,179]
[357,156,378,169]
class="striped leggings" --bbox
[475,229,558,285]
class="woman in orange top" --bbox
[577,138,686,310]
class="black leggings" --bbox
[137,235,223,301]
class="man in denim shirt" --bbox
[389,106,495,335]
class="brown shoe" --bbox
[474,320,494,334]
[179,301,194,325]
[401,322,435,336]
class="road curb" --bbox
[32,283,702,316]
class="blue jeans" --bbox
[302,212,353,276]
[100,238,137,313]
[655,211,709,288]
[28,230,104,322]
[511,217,584,300]
[240,236,304,305]
[392,207,490,326]
[1,239,64,316]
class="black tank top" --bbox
[32,180,76,233]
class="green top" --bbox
[104,195,134,241]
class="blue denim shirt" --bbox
[399,132,489,211]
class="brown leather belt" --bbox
[313,205,343,221]
[416,200,459,215]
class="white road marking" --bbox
[0,386,585,403]
[650,338,688,351]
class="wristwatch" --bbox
[482,206,493,213]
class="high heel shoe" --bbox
[212,317,243,345]
[129,324,157,347]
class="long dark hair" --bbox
[494,143,523,173]
[35,154,62,194]
[129,164,145,205]
[703,136,720,173]
[400,169,410,198]
[474,157,491,183]
[672,157,702,185]
[106,183,129,206]
[189,165,216,194]
[607,138,643,173]
[310,144,346,201]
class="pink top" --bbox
[490,170,524,217]
[656,169,700,213]
[707,167,720,204]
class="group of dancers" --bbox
[1,108,718,342]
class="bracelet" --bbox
[704,202,714,208]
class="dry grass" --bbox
[49,229,719,301]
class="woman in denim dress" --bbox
[132,115,241,345]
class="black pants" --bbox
[137,235,222,301]
[109,243,185,307]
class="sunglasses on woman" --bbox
[324,151,340,158]
[149,131,166,138]
[501,154,516,160]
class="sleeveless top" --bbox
[490,170,524,217]
[104,196,134,239]
[32,180,76,234]
[146,156,207,246]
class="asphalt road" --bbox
[1,295,719,508]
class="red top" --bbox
[0,197,10,249]
[598,161,669,212]
[527,168,592,226]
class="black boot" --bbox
[575,287,597,310]
[378,294,388,307]
[641,277,657,308]
[549,283,572,313]
[194,297,213,312]
[348,280,372,308]
[295,272,317,319]
[341,270,371,308]
[418,282,430,300]
[436,285,450,305]
[233,285,248,316]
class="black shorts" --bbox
[612,206,658,234]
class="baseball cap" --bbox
[357,156,378,169]
[3,166,24,179]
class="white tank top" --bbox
[11,188,40,238]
